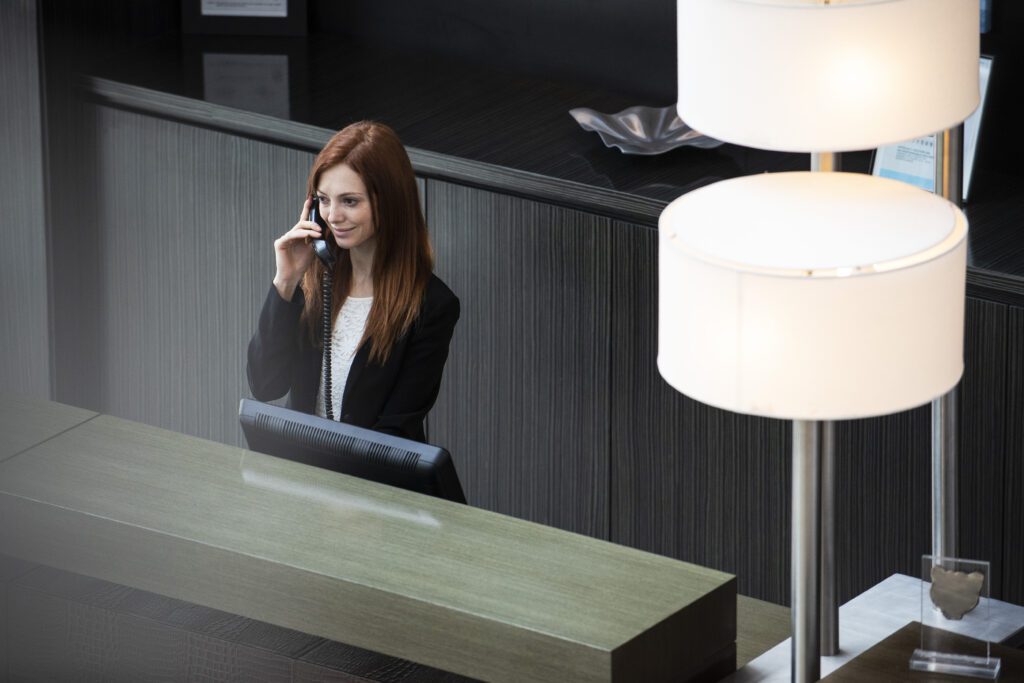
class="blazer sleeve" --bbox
[247,283,306,402]
[371,288,460,439]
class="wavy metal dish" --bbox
[569,104,723,155]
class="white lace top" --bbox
[315,296,373,419]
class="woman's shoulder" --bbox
[420,273,460,322]
[425,273,458,305]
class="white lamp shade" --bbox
[677,0,980,152]
[658,172,967,420]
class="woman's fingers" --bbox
[292,223,321,237]
[287,223,321,239]
[275,227,320,250]
[297,196,312,223]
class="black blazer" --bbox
[247,274,459,442]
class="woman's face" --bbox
[315,163,375,253]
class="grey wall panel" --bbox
[608,224,790,603]
[1003,306,1024,605]
[427,180,611,538]
[957,298,1007,597]
[47,95,105,412]
[832,410,930,603]
[53,103,314,445]
[0,0,50,398]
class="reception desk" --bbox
[21,23,1024,611]
[0,397,736,681]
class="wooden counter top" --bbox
[0,400,735,681]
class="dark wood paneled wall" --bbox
[608,225,791,601]
[46,90,106,411]
[0,0,50,398]
[51,102,314,445]
[1004,306,1024,603]
[957,299,1008,593]
[427,180,611,538]
[832,411,930,603]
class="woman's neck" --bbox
[349,244,375,297]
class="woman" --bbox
[247,121,459,442]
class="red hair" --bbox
[301,121,433,365]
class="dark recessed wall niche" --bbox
[42,0,179,55]
[978,0,1024,175]
[309,0,677,104]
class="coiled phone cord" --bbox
[320,268,334,420]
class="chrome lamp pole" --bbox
[932,124,965,566]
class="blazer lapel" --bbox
[340,341,371,413]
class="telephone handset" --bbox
[310,196,338,420]
[309,196,336,269]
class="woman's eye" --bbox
[343,198,358,207]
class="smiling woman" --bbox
[246,121,460,442]
[314,164,376,256]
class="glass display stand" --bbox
[910,555,1002,679]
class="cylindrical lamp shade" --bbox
[677,0,980,152]
[658,172,967,420]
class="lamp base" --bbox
[910,649,1000,679]
[725,574,1024,681]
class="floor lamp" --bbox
[666,1,979,681]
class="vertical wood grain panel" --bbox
[53,103,315,446]
[427,180,611,538]
[1003,305,1024,605]
[832,409,930,603]
[957,297,1007,597]
[47,73,104,412]
[0,0,50,398]
[608,225,790,603]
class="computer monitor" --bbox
[238,399,466,504]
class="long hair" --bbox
[300,121,433,365]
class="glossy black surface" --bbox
[70,31,1024,299]
[88,33,815,193]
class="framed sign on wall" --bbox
[182,0,307,36]
[872,56,993,203]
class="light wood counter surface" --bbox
[0,401,736,681]
[0,395,96,463]
[736,595,790,668]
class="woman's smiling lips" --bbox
[332,226,356,238]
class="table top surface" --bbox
[0,395,97,464]
[0,399,733,652]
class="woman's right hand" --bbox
[273,197,323,300]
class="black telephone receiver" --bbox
[310,195,338,420]
[309,196,336,269]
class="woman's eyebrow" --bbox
[315,190,364,198]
